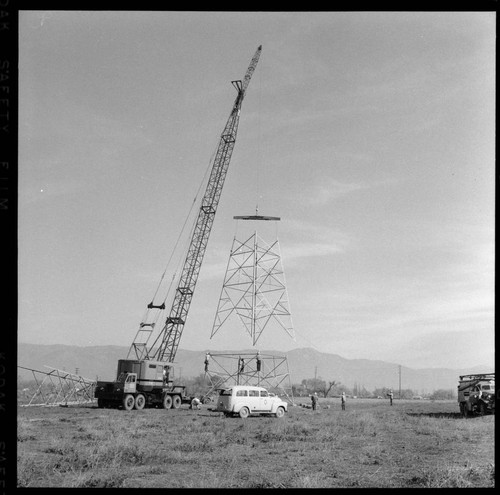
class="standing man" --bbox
[311,392,318,411]
[341,391,346,411]
[387,389,394,406]
[163,366,170,385]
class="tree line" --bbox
[293,377,456,400]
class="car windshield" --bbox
[219,389,232,396]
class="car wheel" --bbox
[239,407,250,419]
[275,406,285,418]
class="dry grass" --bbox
[17,398,494,488]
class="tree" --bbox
[182,374,211,397]
[301,377,326,395]
[323,381,337,398]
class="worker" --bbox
[256,351,261,372]
[311,392,318,411]
[190,397,201,410]
[204,352,210,372]
[341,391,346,411]
[239,358,245,373]
[387,389,394,406]
[163,366,170,385]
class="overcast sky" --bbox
[18,11,495,370]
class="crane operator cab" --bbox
[163,366,172,385]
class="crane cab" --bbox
[116,359,174,391]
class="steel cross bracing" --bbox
[127,46,262,363]
[202,352,294,404]
[210,232,295,345]
[18,366,96,407]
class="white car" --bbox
[217,385,288,418]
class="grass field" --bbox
[17,398,494,488]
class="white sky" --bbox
[18,11,495,369]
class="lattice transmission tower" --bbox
[203,214,296,403]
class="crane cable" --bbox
[140,138,220,327]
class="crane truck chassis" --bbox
[94,359,190,410]
[457,373,495,417]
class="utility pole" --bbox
[398,365,402,399]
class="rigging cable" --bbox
[140,138,220,327]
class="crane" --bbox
[95,46,262,410]
[130,44,262,363]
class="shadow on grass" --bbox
[406,412,470,419]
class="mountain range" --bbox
[17,343,492,394]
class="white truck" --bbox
[216,385,288,418]
[457,373,495,417]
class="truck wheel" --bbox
[97,398,104,408]
[172,395,182,409]
[163,395,173,409]
[275,406,285,418]
[239,407,250,419]
[123,394,135,411]
[460,403,467,417]
[134,394,146,410]
[478,403,487,416]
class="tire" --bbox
[478,402,487,416]
[460,403,467,417]
[172,395,182,409]
[163,394,173,410]
[239,407,250,419]
[275,406,285,418]
[134,394,146,410]
[97,398,104,408]
[123,394,135,411]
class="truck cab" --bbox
[458,373,495,416]
[116,372,137,394]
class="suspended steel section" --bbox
[128,45,262,364]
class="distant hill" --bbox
[17,343,493,394]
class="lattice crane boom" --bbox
[128,45,262,364]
